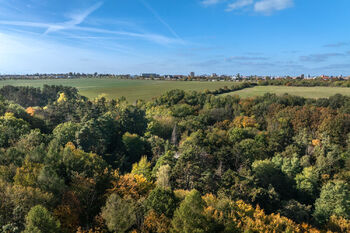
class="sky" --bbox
[0,0,349,76]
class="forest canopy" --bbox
[0,84,350,232]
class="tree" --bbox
[0,112,30,147]
[76,113,120,156]
[314,180,350,225]
[37,166,65,195]
[14,159,42,187]
[16,129,47,152]
[53,121,80,146]
[156,164,171,189]
[23,205,61,233]
[109,173,153,200]
[101,193,136,233]
[122,132,147,169]
[131,156,151,180]
[142,210,171,233]
[252,159,294,200]
[0,181,54,230]
[272,154,301,179]
[171,189,212,233]
[278,200,311,224]
[146,187,177,218]
[295,166,319,203]
[118,105,147,135]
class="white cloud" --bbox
[201,0,224,6]
[205,0,294,14]
[254,0,293,14]
[226,0,253,11]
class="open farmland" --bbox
[221,85,350,99]
[0,78,233,102]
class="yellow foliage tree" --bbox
[108,173,154,199]
[203,194,320,233]
[57,92,67,103]
[131,156,152,181]
[233,116,258,128]
[326,215,350,233]
[14,160,42,187]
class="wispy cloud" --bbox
[300,53,346,63]
[206,0,294,14]
[318,63,350,70]
[44,1,103,34]
[226,56,268,61]
[0,0,184,46]
[139,0,181,40]
[254,0,293,14]
[74,26,183,44]
[0,20,53,28]
[226,0,253,11]
[201,0,225,6]
[0,20,183,44]
[324,42,349,48]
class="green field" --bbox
[3,79,350,101]
[0,79,233,102]
[222,86,350,99]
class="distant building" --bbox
[211,73,217,78]
[190,72,195,78]
[141,73,159,78]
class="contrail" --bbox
[139,0,181,40]
[44,1,103,34]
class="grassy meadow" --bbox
[0,78,233,102]
[2,78,350,102]
[221,86,350,99]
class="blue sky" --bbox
[0,0,349,76]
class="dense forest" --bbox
[0,84,350,233]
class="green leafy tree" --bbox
[52,121,80,146]
[156,164,171,189]
[76,113,120,156]
[122,132,146,169]
[252,159,294,200]
[171,189,212,233]
[314,180,350,225]
[23,205,61,233]
[146,187,177,218]
[37,166,66,195]
[0,112,30,147]
[101,193,137,233]
[118,105,148,135]
[295,166,319,203]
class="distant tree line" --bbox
[206,82,257,95]
[258,78,350,87]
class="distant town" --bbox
[0,72,349,82]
